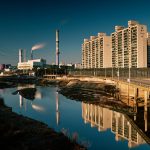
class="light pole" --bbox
[112,67,113,80]
[128,50,131,104]
[128,65,131,83]
[44,68,47,75]
[117,67,119,81]
[105,68,106,79]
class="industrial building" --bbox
[0,64,11,70]
[112,20,148,68]
[18,59,46,70]
[17,49,46,70]
[82,33,112,68]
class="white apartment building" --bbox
[147,33,150,67]
[112,20,148,68]
[82,33,112,68]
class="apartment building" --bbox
[112,20,148,68]
[147,33,150,67]
[82,33,112,69]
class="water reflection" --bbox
[82,102,149,148]
[17,86,60,126]
[56,91,60,125]
[1,86,150,150]
[31,103,45,112]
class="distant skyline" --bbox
[0,0,150,65]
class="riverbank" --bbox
[0,98,86,150]
[56,79,135,114]
[0,76,133,115]
[38,78,136,115]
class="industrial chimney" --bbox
[19,49,23,63]
[31,50,33,60]
[56,30,60,66]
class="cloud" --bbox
[31,43,46,51]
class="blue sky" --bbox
[0,0,150,65]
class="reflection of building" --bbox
[82,102,146,148]
[35,91,42,99]
[82,102,111,131]
[17,84,35,90]
[111,111,145,148]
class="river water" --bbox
[0,85,150,150]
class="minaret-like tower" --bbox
[56,30,60,66]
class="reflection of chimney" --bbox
[56,91,60,125]
[56,30,60,66]
[19,95,23,108]
[19,49,23,63]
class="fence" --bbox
[69,68,150,79]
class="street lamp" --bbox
[112,67,113,80]
[127,52,131,104]
[128,49,131,83]
[117,67,119,81]
[105,68,106,79]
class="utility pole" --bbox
[112,67,113,80]
[105,68,106,79]
[117,67,119,81]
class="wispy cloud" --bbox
[31,43,46,51]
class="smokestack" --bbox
[24,49,26,62]
[56,30,60,66]
[31,50,33,60]
[19,49,23,63]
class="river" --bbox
[0,85,150,150]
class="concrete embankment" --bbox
[59,79,117,100]
[40,77,118,101]
[0,98,86,150]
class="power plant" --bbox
[17,29,60,70]
[56,30,60,66]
